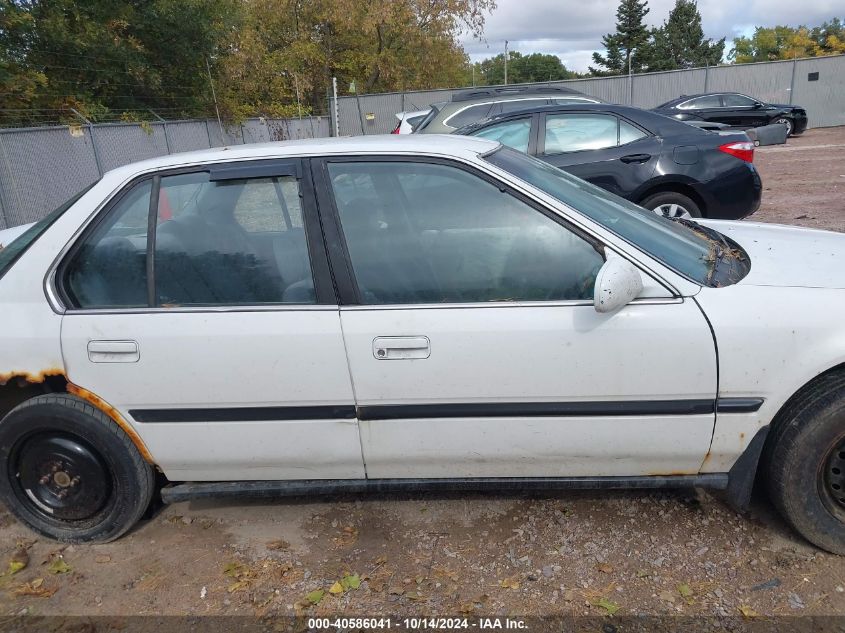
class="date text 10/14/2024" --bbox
[307,618,528,630]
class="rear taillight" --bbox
[718,141,754,163]
[391,122,401,134]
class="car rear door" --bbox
[314,156,718,479]
[538,112,661,199]
[58,159,364,482]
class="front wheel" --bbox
[641,191,702,219]
[773,117,794,137]
[765,372,845,554]
[0,394,155,543]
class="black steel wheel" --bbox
[13,432,112,521]
[765,370,845,554]
[821,437,845,519]
[0,394,154,542]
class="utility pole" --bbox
[504,40,509,85]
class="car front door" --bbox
[719,94,768,128]
[537,112,661,199]
[315,157,717,479]
[58,159,364,481]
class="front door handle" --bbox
[620,153,651,163]
[373,336,430,360]
[87,340,140,363]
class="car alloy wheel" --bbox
[774,117,793,136]
[12,431,112,521]
[653,203,693,219]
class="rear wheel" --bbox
[641,192,702,219]
[0,394,154,543]
[765,372,845,554]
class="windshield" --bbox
[484,147,749,287]
[0,183,96,282]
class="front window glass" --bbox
[722,94,755,107]
[484,147,749,287]
[327,161,604,305]
[470,118,531,152]
[544,113,619,153]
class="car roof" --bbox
[101,134,500,180]
[454,102,696,137]
[451,85,594,103]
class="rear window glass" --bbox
[445,104,493,129]
[0,183,96,282]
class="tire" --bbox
[641,191,702,219]
[773,117,794,137]
[765,371,845,554]
[0,394,155,543]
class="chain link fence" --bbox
[335,54,845,136]
[0,116,330,229]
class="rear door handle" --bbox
[87,340,140,363]
[373,336,430,360]
[620,153,651,163]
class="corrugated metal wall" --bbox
[0,116,330,229]
[336,54,845,135]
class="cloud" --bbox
[461,0,843,72]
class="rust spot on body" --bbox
[66,383,155,464]
[0,368,65,387]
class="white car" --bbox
[1,135,844,552]
[391,109,431,134]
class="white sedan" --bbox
[0,135,843,552]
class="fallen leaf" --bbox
[12,579,57,598]
[95,555,111,564]
[329,581,344,595]
[266,539,290,551]
[678,583,693,598]
[47,559,71,575]
[7,548,29,575]
[306,589,325,605]
[341,574,361,590]
[636,569,651,578]
[228,580,249,593]
[658,590,676,603]
[596,563,614,574]
[591,597,620,615]
[499,576,520,590]
[739,605,759,618]
[223,562,249,579]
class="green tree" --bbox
[0,0,242,124]
[468,51,577,85]
[590,0,651,75]
[218,0,496,116]
[646,0,724,70]
[730,18,845,63]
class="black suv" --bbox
[652,93,808,137]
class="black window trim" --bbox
[56,158,337,312]
[537,111,651,157]
[311,154,606,306]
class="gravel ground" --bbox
[1,127,844,624]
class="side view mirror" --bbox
[594,256,644,313]
[752,102,763,109]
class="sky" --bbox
[460,0,843,73]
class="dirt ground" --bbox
[1,128,845,626]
